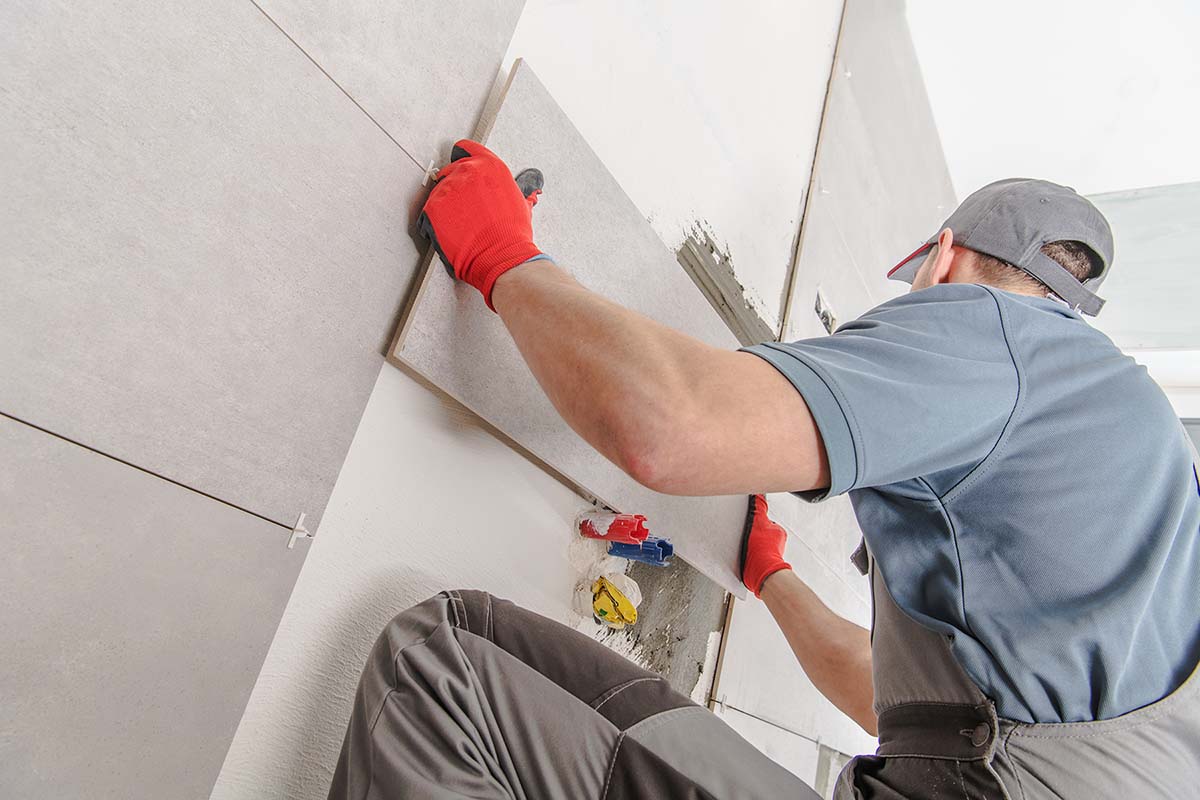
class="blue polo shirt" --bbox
[745,283,1200,723]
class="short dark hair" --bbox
[971,241,1103,296]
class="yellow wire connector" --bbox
[591,575,639,629]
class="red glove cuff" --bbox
[748,562,792,598]
[470,238,545,311]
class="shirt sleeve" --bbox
[744,285,1019,500]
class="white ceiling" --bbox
[906,0,1200,199]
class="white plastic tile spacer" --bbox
[421,159,438,187]
[288,511,313,549]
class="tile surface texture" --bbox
[0,416,306,800]
[783,0,955,341]
[391,62,749,595]
[0,0,428,531]
[254,0,525,166]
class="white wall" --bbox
[210,367,595,800]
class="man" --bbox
[329,141,1200,799]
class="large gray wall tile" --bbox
[254,0,525,165]
[0,415,307,800]
[783,0,955,340]
[391,62,749,595]
[0,0,427,529]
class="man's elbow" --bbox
[612,438,675,494]
[610,420,696,495]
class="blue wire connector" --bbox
[608,536,673,567]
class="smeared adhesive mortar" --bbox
[677,221,776,346]
[608,557,728,696]
[567,525,729,694]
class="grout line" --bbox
[246,0,428,174]
[0,410,293,531]
[777,0,849,341]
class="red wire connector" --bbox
[578,511,650,545]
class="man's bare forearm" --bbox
[490,260,830,495]
[760,570,877,736]
[491,259,718,487]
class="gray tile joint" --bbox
[246,0,430,174]
[0,409,294,532]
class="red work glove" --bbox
[739,494,792,598]
[418,139,545,310]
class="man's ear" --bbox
[928,228,957,285]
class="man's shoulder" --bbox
[865,283,1079,317]
[856,283,1005,326]
[839,284,1011,349]
[857,283,1108,348]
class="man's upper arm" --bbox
[721,286,1019,499]
[644,346,830,497]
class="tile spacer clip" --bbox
[421,159,438,187]
[288,512,313,549]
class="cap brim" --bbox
[887,243,933,284]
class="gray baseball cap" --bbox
[888,178,1115,315]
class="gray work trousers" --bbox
[328,589,819,800]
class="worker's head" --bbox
[888,179,1114,315]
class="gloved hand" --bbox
[418,139,546,310]
[739,494,792,597]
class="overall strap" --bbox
[863,549,1001,762]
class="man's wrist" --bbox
[757,565,794,598]
[491,256,562,311]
